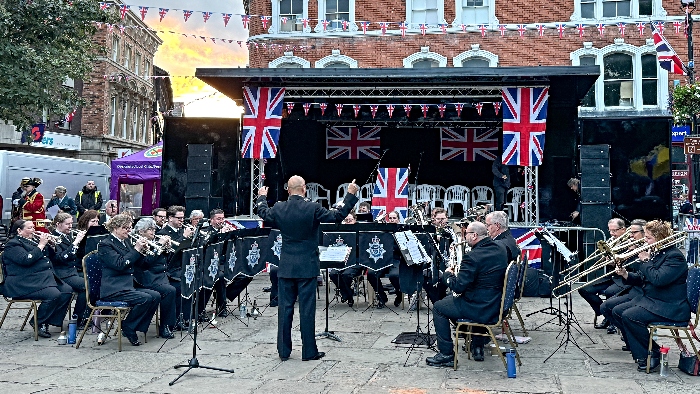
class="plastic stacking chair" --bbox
[432,185,447,208]
[0,252,41,341]
[75,251,132,352]
[471,186,494,209]
[504,188,525,222]
[453,261,521,370]
[444,186,470,217]
[306,183,330,207]
[415,185,436,209]
[644,266,700,373]
[335,183,350,206]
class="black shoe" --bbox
[280,355,289,361]
[426,352,454,367]
[376,300,385,309]
[472,346,485,361]
[197,312,209,323]
[217,308,229,318]
[622,344,630,352]
[607,325,618,335]
[269,298,278,307]
[637,357,660,372]
[340,296,348,304]
[302,352,325,361]
[263,286,272,293]
[347,298,354,308]
[122,330,141,346]
[594,318,610,329]
[159,327,175,339]
[37,323,51,338]
[393,293,403,308]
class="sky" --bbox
[131,1,249,117]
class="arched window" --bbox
[413,59,439,68]
[315,50,359,68]
[269,52,311,68]
[453,45,498,67]
[403,46,447,68]
[461,58,489,68]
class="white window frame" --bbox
[122,100,129,139]
[315,50,358,68]
[570,39,668,112]
[124,45,132,70]
[570,0,665,21]
[111,36,120,62]
[403,46,447,68]
[269,51,311,68]
[315,0,358,32]
[406,0,446,29]
[134,52,141,76]
[144,60,150,78]
[453,44,498,67]
[132,104,139,141]
[452,0,498,27]
[270,0,311,34]
[142,109,149,143]
[110,96,117,136]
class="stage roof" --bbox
[195,66,600,103]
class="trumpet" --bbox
[33,232,62,245]
[154,235,178,253]
[129,233,164,256]
[555,231,687,298]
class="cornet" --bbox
[33,232,62,245]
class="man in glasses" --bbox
[426,221,508,367]
[152,208,167,230]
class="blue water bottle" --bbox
[506,348,517,378]
[67,315,77,344]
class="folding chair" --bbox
[0,252,40,341]
[75,251,132,352]
[453,261,521,370]
[645,266,700,373]
[509,258,529,336]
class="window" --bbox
[124,45,132,69]
[453,45,498,67]
[122,100,129,139]
[604,53,633,107]
[413,59,439,68]
[110,97,117,136]
[280,0,304,32]
[602,0,630,17]
[581,0,595,18]
[269,52,311,68]
[277,63,303,68]
[580,56,597,107]
[144,60,150,78]
[412,0,439,25]
[453,0,496,27]
[326,0,349,29]
[461,58,489,67]
[131,104,138,140]
[142,109,149,143]
[324,62,351,68]
[641,54,657,105]
[403,46,447,68]
[315,50,358,68]
[111,36,120,62]
[572,0,661,20]
[135,52,141,76]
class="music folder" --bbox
[319,246,351,270]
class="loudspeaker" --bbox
[187,144,212,157]
[580,145,609,160]
[187,158,212,171]
[581,203,611,233]
[580,144,610,203]
[186,182,211,197]
[186,144,213,198]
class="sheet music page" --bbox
[319,246,351,262]
[401,230,428,264]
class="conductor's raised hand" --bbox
[347,180,359,195]
[258,186,269,196]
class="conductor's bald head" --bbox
[287,175,306,196]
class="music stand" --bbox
[316,246,350,342]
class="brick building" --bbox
[246,0,698,118]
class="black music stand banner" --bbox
[358,231,395,271]
[224,239,238,283]
[202,240,225,289]
[267,229,282,268]
[322,232,358,269]
[181,246,202,299]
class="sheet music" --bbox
[319,246,351,262]
[395,230,430,265]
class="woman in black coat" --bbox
[2,220,72,338]
[612,220,690,372]
[50,212,88,325]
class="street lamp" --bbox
[682,0,695,83]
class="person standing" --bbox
[256,176,358,361]
[492,161,510,212]
[75,180,103,216]
[10,177,30,223]
[18,178,48,233]
[47,186,78,216]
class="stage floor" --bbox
[0,274,695,394]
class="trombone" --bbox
[554,231,687,299]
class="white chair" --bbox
[505,187,526,222]
[471,186,494,210]
[445,186,470,217]
[335,183,350,205]
[432,185,447,208]
[415,184,436,209]
[306,182,330,207]
[408,184,416,206]
[357,183,374,209]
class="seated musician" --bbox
[579,218,626,333]
[330,212,363,307]
[426,221,508,367]
[189,210,204,228]
[366,211,402,309]
[157,205,194,243]
[132,218,177,339]
[600,219,646,351]
[485,211,520,263]
[612,220,690,372]
[357,202,371,214]
[75,209,101,264]
[2,220,73,338]
[152,208,167,231]
[50,212,88,327]
[419,208,452,309]
[98,214,160,346]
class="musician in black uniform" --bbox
[420,208,451,308]
[600,219,646,350]
[485,211,520,263]
[492,161,510,211]
[579,218,627,331]
[612,220,690,372]
[50,212,88,326]
[2,220,73,338]
[329,212,363,307]
[152,208,167,231]
[157,205,194,326]
[426,221,508,367]
[133,218,177,339]
[98,214,160,345]
[367,211,403,308]
[257,176,358,361]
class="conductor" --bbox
[256,176,359,361]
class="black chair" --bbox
[0,252,40,341]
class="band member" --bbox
[132,218,177,339]
[600,219,646,349]
[426,221,508,367]
[152,208,167,230]
[18,178,48,233]
[157,205,194,242]
[98,214,160,346]
[567,178,581,224]
[419,208,452,307]
[612,220,690,372]
[50,212,88,326]
[492,161,510,211]
[257,176,358,361]
[189,210,204,228]
[46,186,78,216]
[579,218,626,331]
[367,211,402,308]
[99,200,119,225]
[358,202,371,214]
[330,212,363,307]
[2,220,73,338]
[485,211,520,263]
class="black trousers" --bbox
[367,264,400,303]
[433,294,488,355]
[611,299,668,360]
[278,277,318,360]
[494,185,507,211]
[102,289,160,334]
[170,278,192,323]
[138,282,177,332]
[60,274,87,321]
[601,292,637,332]
[23,284,73,327]
[269,265,279,303]
[329,266,363,301]
[577,278,621,316]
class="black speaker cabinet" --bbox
[581,203,611,233]
[185,182,211,198]
[187,144,213,157]
[580,145,609,160]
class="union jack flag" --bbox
[99,2,109,11]
[222,13,231,26]
[159,8,168,22]
[440,128,499,161]
[652,24,688,75]
[511,228,543,268]
[183,10,193,22]
[325,126,381,160]
[502,87,549,166]
[138,6,148,21]
[241,87,285,159]
[371,168,409,221]
[119,4,129,19]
